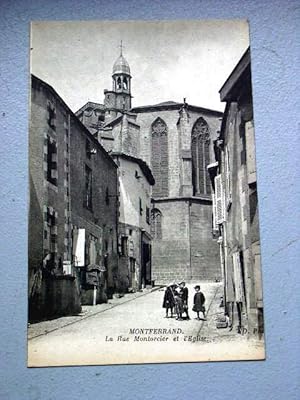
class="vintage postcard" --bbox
[28,20,265,367]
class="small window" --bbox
[86,139,91,159]
[84,165,93,210]
[121,236,128,256]
[105,187,110,205]
[47,101,56,130]
[117,77,122,89]
[151,209,162,239]
[146,207,150,224]
[139,198,143,216]
[44,209,57,270]
[47,136,57,186]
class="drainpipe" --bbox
[67,114,72,267]
[188,200,192,281]
[222,222,228,310]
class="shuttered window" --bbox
[232,252,245,303]
[214,174,225,224]
[212,192,218,231]
[225,147,232,207]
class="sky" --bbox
[31,20,249,113]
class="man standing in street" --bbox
[179,281,190,320]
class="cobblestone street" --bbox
[28,283,264,367]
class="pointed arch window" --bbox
[151,209,162,239]
[191,118,211,195]
[151,117,168,197]
[117,77,122,90]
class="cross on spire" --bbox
[119,40,124,56]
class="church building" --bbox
[76,47,223,285]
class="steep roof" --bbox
[113,54,131,76]
[75,101,104,116]
[219,47,251,102]
[31,74,117,169]
[111,152,155,185]
[131,101,223,116]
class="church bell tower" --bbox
[104,42,132,120]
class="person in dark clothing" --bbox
[174,290,183,320]
[162,284,176,318]
[179,281,190,320]
[193,285,206,320]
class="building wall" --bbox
[152,198,221,285]
[134,108,221,198]
[133,107,221,284]
[220,99,262,336]
[29,77,81,320]
[190,201,221,281]
[109,116,140,158]
[29,78,71,278]
[117,157,152,232]
[115,156,152,290]
[29,76,119,320]
[69,116,119,298]
[151,200,190,285]
[76,104,106,135]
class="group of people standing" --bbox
[162,281,206,321]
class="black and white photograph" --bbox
[28,20,265,366]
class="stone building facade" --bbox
[69,111,119,303]
[112,152,154,291]
[29,75,118,321]
[208,48,263,337]
[76,50,223,284]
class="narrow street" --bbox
[28,283,264,367]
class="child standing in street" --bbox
[174,290,183,321]
[193,285,206,320]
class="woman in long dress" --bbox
[162,284,176,318]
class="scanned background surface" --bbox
[0,0,299,399]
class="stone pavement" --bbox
[28,286,159,340]
[28,282,264,366]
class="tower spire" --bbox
[119,40,123,56]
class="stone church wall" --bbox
[190,200,221,281]
[135,110,181,197]
[152,199,190,285]
[135,108,221,198]
[152,198,221,285]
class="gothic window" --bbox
[123,77,128,90]
[191,118,211,195]
[151,209,162,239]
[151,118,168,198]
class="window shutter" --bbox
[212,192,218,231]
[74,228,85,266]
[232,252,244,302]
[214,174,224,224]
[225,148,232,205]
